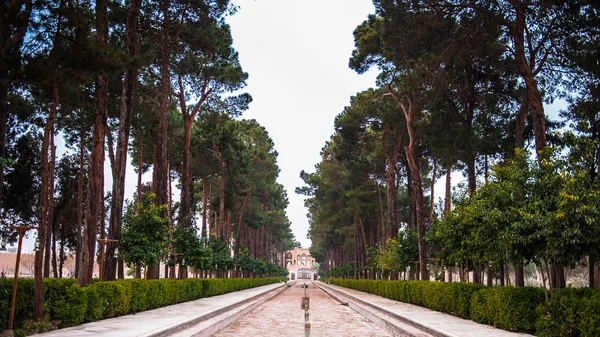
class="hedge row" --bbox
[0,277,285,330]
[324,278,600,336]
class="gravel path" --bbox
[212,281,392,337]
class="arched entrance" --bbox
[297,268,312,279]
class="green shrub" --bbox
[0,277,283,330]
[0,278,35,330]
[471,288,494,325]
[83,283,102,322]
[128,279,149,313]
[452,282,485,319]
[580,292,600,337]
[536,288,599,337]
[49,283,87,328]
[325,278,595,335]
[471,286,542,333]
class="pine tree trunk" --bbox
[147,0,172,281]
[49,140,57,278]
[382,127,402,242]
[509,1,546,156]
[466,155,477,196]
[202,177,208,238]
[429,157,437,225]
[78,0,108,286]
[180,113,193,225]
[387,88,428,281]
[51,228,58,278]
[358,217,368,263]
[515,94,529,150]
[178,75,209,228]
[227,210,232,247]
[514,259,525,287]
[36,68,60,318]
[444,161,452,220]
[104,0,140,281]
[0,76,6,213]
[75,124,85,276]
[235,192,250,254]
[405,140,427,280]
[376,181,385,246]
[137,137,143,202]
[406,159,416,230]
[59,239,65,278]
[44,137,56,279]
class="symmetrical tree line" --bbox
[298,0,600,290]
[1,0,298,321]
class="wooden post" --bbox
[8,226,38,330]
[98,239,118,281]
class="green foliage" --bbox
[320,262,356,278]
[325,278,600,335]
[43,279,86,328]
[376,231,419,274]
[536,288,600,337]
[208,235,234,271]
[0,278,34,330]
[172,226,212,270]
[234,248,289,277]
[0,277,285,330]
[435,148,600,277]
[471,287,543,333]
[120,193,169,269]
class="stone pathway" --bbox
[212,282,392,337]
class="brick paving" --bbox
[212,281,392,337]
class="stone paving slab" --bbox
[36,282,288,337]
[315,281,533,337]
[213,280,393,337]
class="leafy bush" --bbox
[535,288,600,337]
[0,278,35,330]
[471,286,543,332]
[324,278,598,335]
[0,277,285,330]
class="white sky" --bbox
[226,0,379,248]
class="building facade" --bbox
[286,247,317,280]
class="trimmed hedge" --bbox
[323,278,599,336]
[0,277,285,330]
[535,288,600,337]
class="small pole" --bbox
[98,239,118,281]
[303,283,310,336]
[8,225,38,330]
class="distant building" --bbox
[286,247,317,280]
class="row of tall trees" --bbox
[299,0,600,288]
[0,0,297,321]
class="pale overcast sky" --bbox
[226,0,379,248]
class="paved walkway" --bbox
[34,280,535,337]
[36,282,288,337]
[213,281,392,337]
[316,281,533,337]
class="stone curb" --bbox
[185,281,292,336]
[147,282,291,337]
[314,281,455,337]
